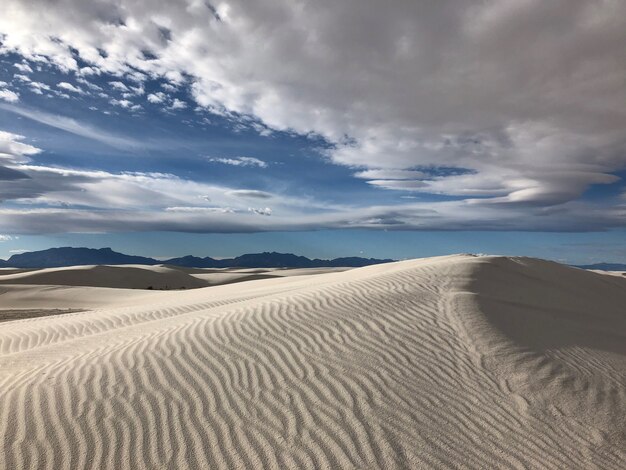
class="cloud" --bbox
[0,128,623,234]
[208,156,268,168]
[0,131,41,163]
[109,81,130,92]
[0,89,19,103]
[0,0,625,231]
[147,92,167,103]
[13,74,30,83]
[28,81,51,94]
[0,104,142,150]
[110,98,133,108]
[57,82,85,94]
[14,63,33,73]
[0,166,30,181]
[169,98,187,110]
[367,180,428,191]
[248,207,272,216]
[354,169,427,180]
[227,189,272,199]
[165,206,235,213]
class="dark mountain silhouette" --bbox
[575,263,626,271]
[4,247,160,268]
[0,247,393,269]
[162,255,218,268]
[166,252,394,268]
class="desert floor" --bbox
[0,255,624,469]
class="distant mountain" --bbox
[4,247,159,268]
[164,252,393,268]
[163,255,219,268]
[0,247,393,269]
[575,263,626,271]
[221,252,315,268]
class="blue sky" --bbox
[0,1,625,263]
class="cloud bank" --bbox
[0,0,625,233]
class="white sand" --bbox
[0,264,350,292]
[0,255,624,469]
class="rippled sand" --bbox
[0,255,624,469]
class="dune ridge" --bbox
[0,255,624,469]
[0,264,350,293]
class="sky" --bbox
[0,0,625,263]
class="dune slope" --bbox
[0,264,209,290]
[0,255,624,469]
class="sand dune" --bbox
[0,264,350,293]
[0,255,624,469]
[0,264,220,290]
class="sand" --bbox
[0,255,624,469]
[0,264,350,292]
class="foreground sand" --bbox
[0,255,624,469]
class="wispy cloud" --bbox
[208,157,268,168]
[0,104,143,150]
[227,189,272,199]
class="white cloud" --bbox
[367,180,428,191]
[354,169,427,180]
[57,82,85,94]
[161,83,177,92]
[248,207,272,216]
[130,84,145,96]
[0,89,19,103]
[0,131,41,163]
[0,128,623,233]
[169,98,187,110]
[76,78,103,91]
[0,104,142,150]
[78,66,100,76]
[0,0,625,231]
[14,62,33,73]
[110,98,133,108]
[28,81,51,94]
[109,81,130,92]
[147,92,166,103]
[208,157,268,168]
[165,206,235,213]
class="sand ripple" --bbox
[0,255,624,469]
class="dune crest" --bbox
[0,255,624,469]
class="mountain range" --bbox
[0,247,394,269]
[1,247,624,271]
[573,262,626,271]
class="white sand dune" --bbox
[0,255,624,469]
[0,284,173,310]
[0,264,350,292]
[0,264,217,290]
